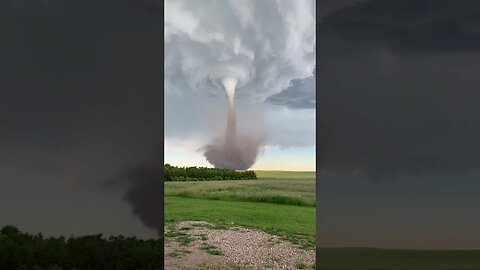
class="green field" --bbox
[164,197,314,235]
[165,177,315,206]
[255,170,316,179]
[164,170,316,248]
[316,248,480,270]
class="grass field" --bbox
[164,170,316,249]
[255,170,316,179]
[316,248,480,270]
[165,177,315,206]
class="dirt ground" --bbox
[164,221,315,270]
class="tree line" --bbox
[164,164,257,181]
[0,225,162,270]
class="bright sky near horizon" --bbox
[165,141,316,171]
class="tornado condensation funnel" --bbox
[222,77,238,151]
[222,77,237,106]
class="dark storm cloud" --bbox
[104,150,163,236]
[318,0,480,178]
[266,76,315,109]
[1,0,162,173]
[321,0,480,53]
[1,0,163,234]
[128,0,161,13]
[317,0,366,18]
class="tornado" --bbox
[223,77,237,152]
[202,77,265,170]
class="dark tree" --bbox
[0,226,163,270]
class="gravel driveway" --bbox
[164,221,315,270]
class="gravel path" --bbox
[164,221,315,270]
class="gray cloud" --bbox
[164,0,315,102]
[321,0,480,54]
[1,0,164,235]
[266,75,315,109]
[317,0,367,18]
[317,33,480,178]
[316,0,480,250]
[317,0,480,178]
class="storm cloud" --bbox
[318,0,480,178]
[266,75,315,109]
[321,0,480,53]
[1,0,163,236]
[164,0,316,102]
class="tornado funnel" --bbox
[222,77,238,152]
[203,77,264,170]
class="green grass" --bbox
[169,248,191,258]
[190,222,229,230]
[165,196,314,235]
[165,175,315,206]
[177,233,194,246]
[165,196,315,249]
[316,248,480,270]
[254,170,315,179]
[201,243,224,255]
[182,263,254,270]
[295,260,308,269]
[198,233,208,241]
[164,224,194,246]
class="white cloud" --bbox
[164,0,316,102]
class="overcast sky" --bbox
[1,0,162,238]
[317,0,480,249]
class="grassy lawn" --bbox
[316,248,480,270]
[165,196,315,236]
